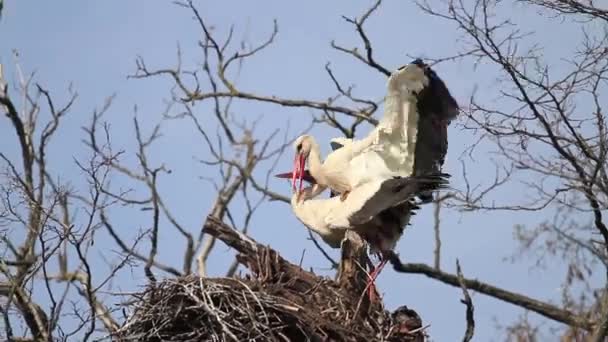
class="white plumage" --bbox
[290,62,431,199]
[277,59,459,300]
[289,175,448,253]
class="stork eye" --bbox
[296,143,302,152]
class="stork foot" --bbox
[340,191,351,202]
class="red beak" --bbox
[275,169,315,185]
[291,153,306,191]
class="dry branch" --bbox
[456,260,475,342]
[387,255,593,331]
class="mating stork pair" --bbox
[276,59,459,300]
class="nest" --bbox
[117,217,426,341]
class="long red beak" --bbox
[275,169,315,185]
[293,153,306,191]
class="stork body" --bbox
[285,172,448,300]
[289,174,448,253]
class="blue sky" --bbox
[0,1,599,341]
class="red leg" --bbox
[366,258,389,302]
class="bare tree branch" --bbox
[387,254,593,330]
[456,260,475,342]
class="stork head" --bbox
[291,135,314,191]
[273,135,316,192]
[294,135,314,157]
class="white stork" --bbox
[276,169,450,299]
[290,59,459,202]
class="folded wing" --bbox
[324,174,450,229]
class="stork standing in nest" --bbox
[276,169,449,300]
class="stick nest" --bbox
[118,217,426,341]
[118,274,423,341]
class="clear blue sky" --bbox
[0,1,596,340]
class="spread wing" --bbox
[413,65,460,175]
[412,65,459,202]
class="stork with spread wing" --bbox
[289,59,459,202]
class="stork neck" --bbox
[307,143,324,181]
[291,194,300,208]
[309,183,327,198]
